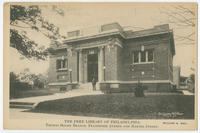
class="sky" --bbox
[10,3,196,77]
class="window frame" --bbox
[133,49,154,64]
[133,51,139,63]
[147,49,154,62]
[140,51,146,62]
[56,58,68,71]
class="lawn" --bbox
[10,89,54,99]
[32,93,194,119]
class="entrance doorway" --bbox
[87,54,98,82]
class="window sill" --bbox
[57,79,68,82]
[57,68,68,71]
[133,62,154,65]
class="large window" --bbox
[147,49,154,62]
[141,51,146,62]
[56,59,68,70]
[133,49,154,64]
[133,51,139,63]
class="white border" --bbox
[0,0,199,133]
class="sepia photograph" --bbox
[3,2,197,130]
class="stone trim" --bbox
[48,82,78,86]
[74,38,123,50]
[100,80,173,84]
[63,30,172,43]
[64,30,125,43]
[126,30,172,39]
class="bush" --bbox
[10,72,32,98]
[134,83,147,97]
[33,78,44,89]
[60,87,67,92]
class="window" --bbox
[147,49,154,62]
[133,49,154,64]
[141,51,146,62]
[56,59,68,70]
[133,51,139,63]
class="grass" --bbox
[32,93,194,119]
[10,89,54,99]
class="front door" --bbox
[87,54,98,82]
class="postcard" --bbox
[3,2,198,130]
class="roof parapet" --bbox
[66,22,123,39]
[154,24,169,30]
[63,23,173,44]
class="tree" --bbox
[10,72,19,86]
[189,73,195,84]
[10,72,33,98]
[10,5,65,60]
[160,5,196,45]
[18,68,48,89]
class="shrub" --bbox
[134,82,147,97]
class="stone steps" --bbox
[10,101,36,109]
[79,82,100,90]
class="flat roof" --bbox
[63,23,173,43]
[51,23,175,56]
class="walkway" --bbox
[10,88,103,109]
[182,90,194,95]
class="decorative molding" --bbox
[98,45,105,50]
[67,48,72,56]
[107,38,123,48]
[64,30,125,43]
[76,49,82,52]
[70,37,123,51]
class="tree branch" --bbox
[10,23,31,28]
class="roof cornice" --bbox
[63,30,125,43]
[63,29,172,44]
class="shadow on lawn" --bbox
[29,93,194,119]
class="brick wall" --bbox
[117,33,173,81]
[116,46,124,80]
[168,42,173,82]
[48,49,69,83]
[49,33,174,86]
[48,57,57,83]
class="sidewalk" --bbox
[182,90,194,95]
[9,108,115,120]
[10,88,103,108]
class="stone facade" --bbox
[48,22,175,92]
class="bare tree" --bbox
[160,5,196,45]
